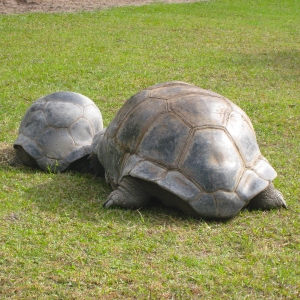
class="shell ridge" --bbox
[41,110,49,127]
[220,96,234,108]
[250,156,277,181]
[218,97,250,130]
[176,129,194,168]
[235,169,270,202]
[80,116,95,135]
[87,119,95,136]
[223,127,247,169]
[128,158,167,182]
[233,191,244,204]
[164,99,169,112]
[69,114,84,128]
[249,154,264,169]
[228,101,256,134]
[68,127,76,146]
[193,124,226,131]
[224,108,233,127]
[167,108,194,129]
[233,169,245,193]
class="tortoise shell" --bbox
[98,81,277,218]
[14,91,103,172]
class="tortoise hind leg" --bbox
[247,182,287,210]
[104,176,151,209]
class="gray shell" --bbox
[98,81,277,218]
[14,92,103,172]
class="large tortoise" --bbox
[12,91,103,173]
[95,81,286,219]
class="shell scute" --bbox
[138,113,190,168]
[64,145,89,164]
[189,193,217,218]
[44,101,83,128]
[169,94,231,127]
[181,128,243,192]
[83,105,103,134]
[25,98,46,113]
[226,111,260,166]
[229,101,255,133]
[120,154,141,179]
[116,98,166,152]
[22,139,43,159]
[70,118,93,146]
[130,160,166,182]
[39,127,75,160]
[157,170,202,202]
[236,169,269,201]
[106,90,150,138]
[214,191,245,218]
[252,158,277,181]
[20,110,48,140]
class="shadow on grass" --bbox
[16,168,212,225]
[1,143,227,225]
[16,168,232,226]
[1,144,238,225]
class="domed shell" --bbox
[14,92,103,172]
[98,81,277,219]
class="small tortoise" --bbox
[12,91,103,173]
[95,81,286,219]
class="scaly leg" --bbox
[104,176,151,209]
[247,182,287,210]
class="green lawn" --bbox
[0,0,299,298]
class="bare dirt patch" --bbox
[0,143,15,166]
[0,0,200,14]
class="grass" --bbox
[0,0,299,298]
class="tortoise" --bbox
[12,91,103,173]
[94,81,286,219]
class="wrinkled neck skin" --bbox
[90,128,107,177]
[93,128,119,186]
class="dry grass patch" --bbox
[0,142,15,166]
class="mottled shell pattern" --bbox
[14,92,103,172]
[98,81,277,218]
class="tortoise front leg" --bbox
[104,176,151,209]
[247,182,287,210]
